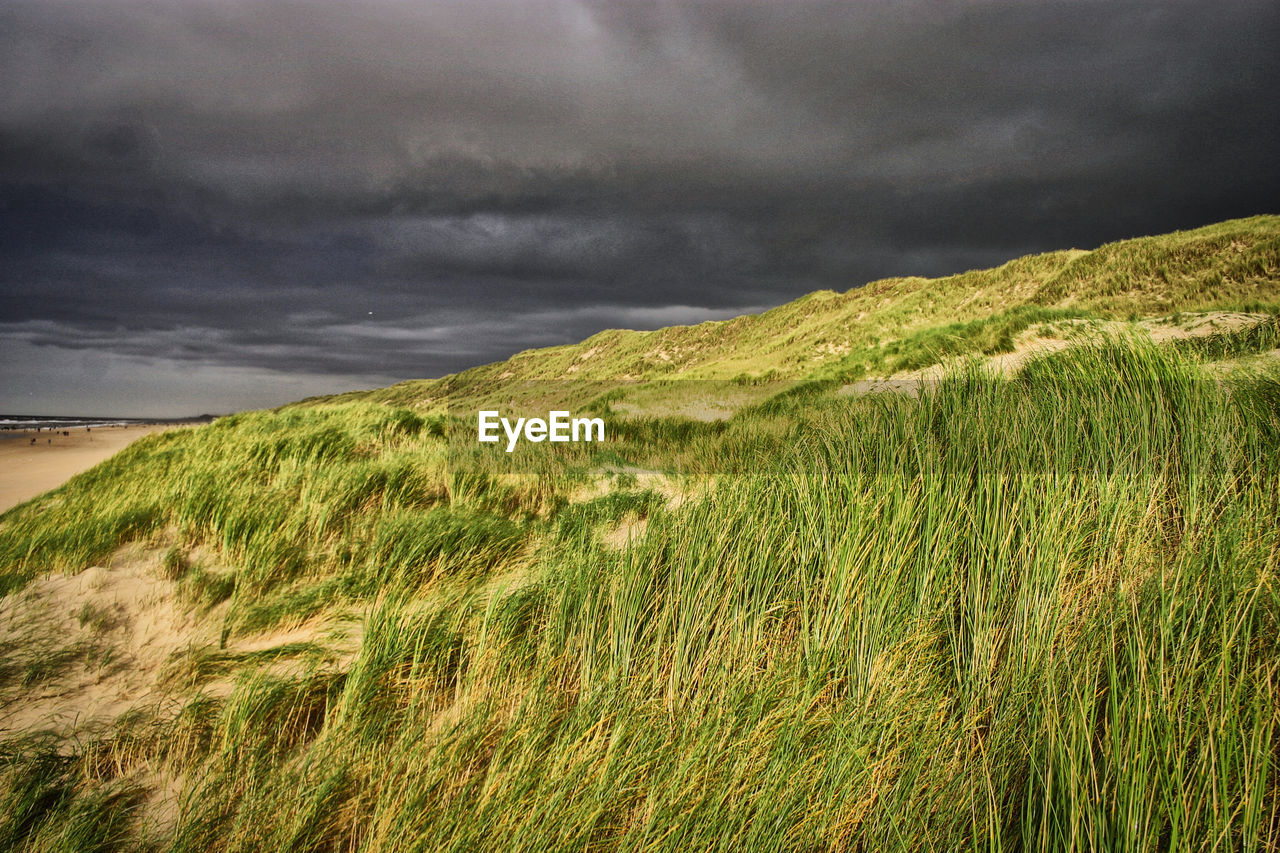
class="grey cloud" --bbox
[1,0,1277,412]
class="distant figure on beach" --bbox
[30,438,36,445]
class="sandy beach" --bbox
[0,425,179,514]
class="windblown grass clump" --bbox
[0,403,536,629]
[879,304,1094,372]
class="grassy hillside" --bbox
[318,214,1280,412]
[1,217,1279,851]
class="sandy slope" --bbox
[0,425,176,513]
[837,310,1276,398]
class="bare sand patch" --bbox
[0,542,360,741]
[1141,311,1272,343]
[0,545,214,739]
[601,517,648,551]
[0,540,363,841]
[571,466,696,509]
[837,311,1276,397]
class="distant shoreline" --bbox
[0,409,215,425]
[0,414,216,438]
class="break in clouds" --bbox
[2,0,1278,413]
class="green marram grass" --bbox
[2,338,1278,851]
[1,216,1279,850]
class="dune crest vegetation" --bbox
[320,214,1279,412]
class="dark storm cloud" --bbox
[2,0,1278,409]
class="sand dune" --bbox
[0,425,177,513]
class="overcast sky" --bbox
[2,0,1277,415]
